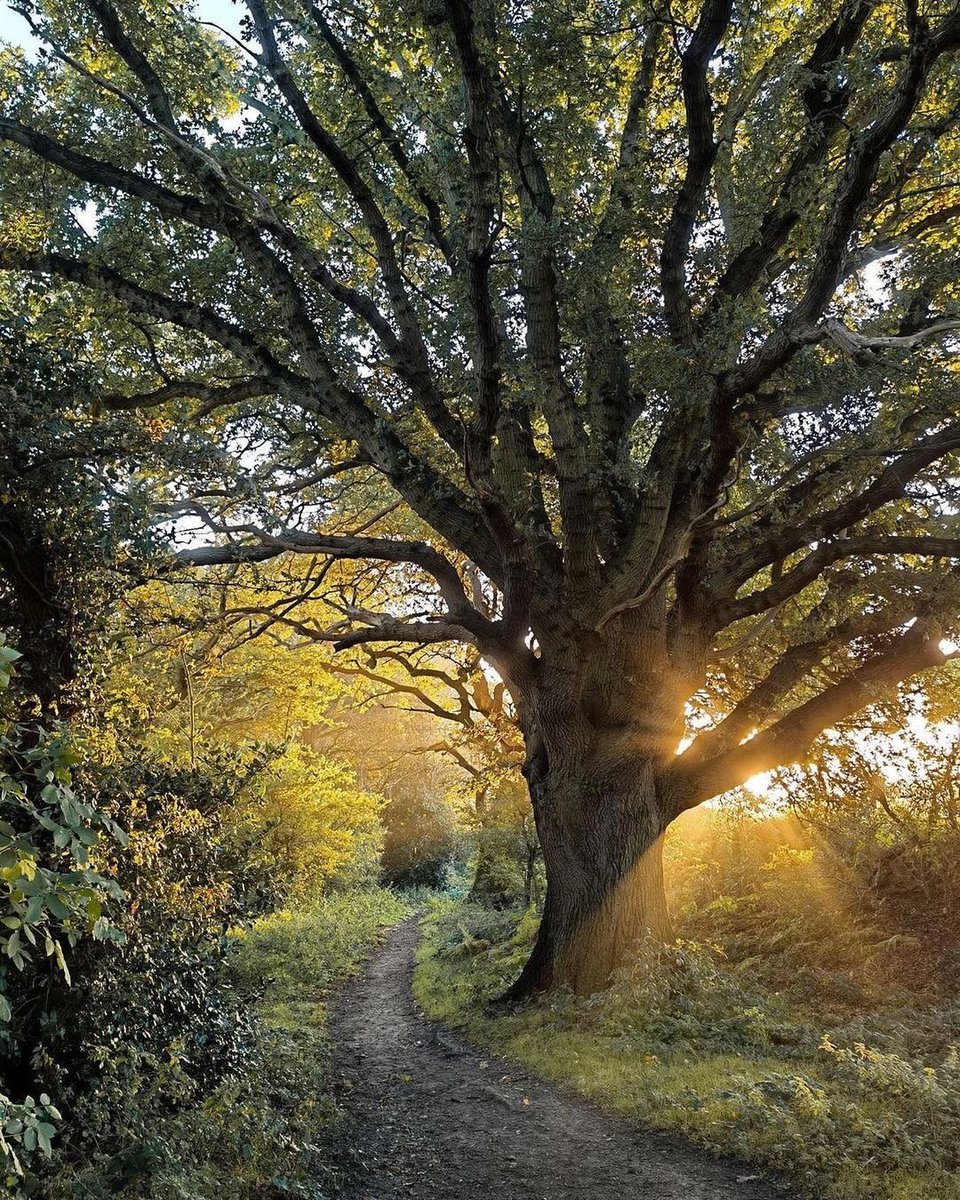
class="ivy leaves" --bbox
[0,640,125,1001]
[0,1092,61,1192]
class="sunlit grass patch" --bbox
[830,1166,960,1200]
[230,888,411,1010]
[414,899,960,1200]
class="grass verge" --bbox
[413,899,960,1200]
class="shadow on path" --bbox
[324,917,790,1199]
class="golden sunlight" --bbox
[745,771,774,796]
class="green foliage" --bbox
[0,347,401,1200]
[252,745,384,900]
[415,899,540,1018]
[0,319,184,716]
[22,744,278,1181]
[665,809,923,1009]
[0,640,126,1195]
[588,941,808,1054]
[697,1039,960,1198]
[228,888,410,1016]
[1,698,402,1197]
[0,1092,60,1198]
[466,781,541,909]
[46,889,408,1200]
[106,582,388,903]
[0,716,124,994]
[658,798,960,1074]
[780,729,960,991]
[0,311,407,1199]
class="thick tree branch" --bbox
[442,0,504,478]
[0,244,500,575]
[821,315,960,355]
[715,420,960,606]
[0,247,299,380]
[244,0,462,454]
[308,4,453,263]
[0,113,465,452]
[659,0,733,344]
[709,1,877,310]
[724,9,960,398]
[175,524,481,626]
[689,595,921,763]
[237,604,482,651]
[675,619,957,804]
[103,376,274,414]
[444,0,596,583]
[721,535,960,625]
[582,20,662,557]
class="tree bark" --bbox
[0,511,80,718]
[504,633,683,998]
[506,771,673,997]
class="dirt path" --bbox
[324,918,789,1199]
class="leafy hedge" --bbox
[0,641,128,1194]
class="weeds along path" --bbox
[324,917,788,1200]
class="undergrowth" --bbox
[49,888,409,1199]
[414,899,960,1200]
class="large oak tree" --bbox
[3,0,960,993]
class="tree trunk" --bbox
[502,625,689,999]
[0,510,80,718]
[505,752,675,998]
[468,831,516,906]
[468,783,536,907]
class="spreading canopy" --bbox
[2,0,960,805]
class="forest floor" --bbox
[322,917,789,1200]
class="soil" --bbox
[323,917,791,1200]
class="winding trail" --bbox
[324,918,788,1199]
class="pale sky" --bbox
[0,0,245,55]
[0,5,38,53]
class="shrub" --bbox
[250,744,384,899]
[6,744,276,1193]
[418,899,541,1012]
[0,642,126,1196]
[380,792,460,889]
[666,810,893,1007]
[709,1039,960,1191]
[0,1092,61,1199]
[588,940,812,1054]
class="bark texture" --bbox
[504,623,687,996]
[0,509,80,718]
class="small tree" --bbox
[323,644,532,902]
[3,0,960,992]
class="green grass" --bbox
[231,886,410,1022]
[413,899,960,1200]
